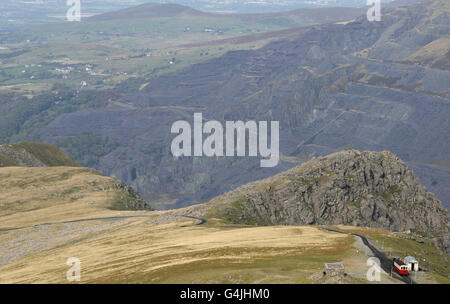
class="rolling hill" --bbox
[0,143,151,220]
[88,3,213,20]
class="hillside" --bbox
[405,37,450,70]
[0,2,366,105]
[186,150,449,254]
[0,143,151,219]
[0,142,79,167]
[88,3,212,21]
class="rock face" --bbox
[111,181,152,210]
[0,144,46,167]
[204,150,449,253]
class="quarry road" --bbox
[322,227,416,284]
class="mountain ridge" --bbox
[88,3,211,21]
[185,150,450,254]
[88,2,366,23]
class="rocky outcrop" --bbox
[0,144,46,167]
[111,181,152,210]
[204,150,449,254]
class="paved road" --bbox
[179,215,253,229]
[179,215,208,226]
[322,227,416,284]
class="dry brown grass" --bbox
[0,167,382,284]
[0,167,147,228]
[0,219,354,283]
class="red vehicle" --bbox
[393,258,409,276]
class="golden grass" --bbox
[0,167,446,284]
[0,219,354,283]
[0,167,146,228]
[0,166,356,283]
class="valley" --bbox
[0,3,365,95]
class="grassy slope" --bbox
[0,142,80,167]
[0,215,365,284]
[0,166,139,228]
[335,226,450,284]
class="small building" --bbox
[404,256,419,271]
[323,263,345,277]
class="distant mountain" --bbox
[88,3,211,21]
[0,0,418,30]
[88,2,366,24]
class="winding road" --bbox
[179,215,208,226]
[322,227,416,284]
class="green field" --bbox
[0,11,314,96]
